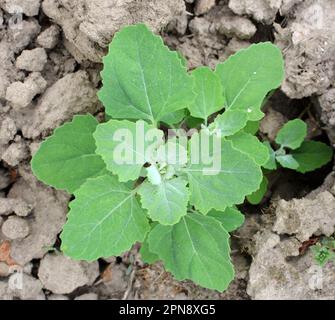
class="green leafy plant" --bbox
[264,119,333,173]
[31,24,331,292]
[311,238,335,267]
[248,119,333,205]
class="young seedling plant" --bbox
[311,237,335,267]
[247,119,333,204]
[31,24,333,292]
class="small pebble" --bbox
[195,0,215,15]
[1,216,30,240]
[36,25,60,49]
[16,48,48,72]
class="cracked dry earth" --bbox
[0,0,335,300]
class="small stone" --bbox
[0,241,16,267]
[75,293,98,300]
[100,263,128,292]
[38,253,99,294]
[260,108,286,141]
[21,71,98,139]
[278,238,301,257]
[0,198,32,217]
[28,72,48,93]
[228,0,282,24]
[2,216,30,240]
[0,261,19,278]
[16,48,47,72]
[189,17,211,35]
[8,273,44,300]
[0,117,16,145]
[102,256,116,264]
[274,191,335,242]
[0,262,10,277]
[1,141,29,166]
[36,25,60,49]
[216,15,256,40]
[8,19,41,53]
[280,0,304,16]
[195,0,216,15]
[8,176,69,265]
[0,281,11,300]
[6,82,32,109]
[166,13,188,35]
[6,72,47,109]
[318,88,335,128]
[1,0,41,17]
[23,263,33,274]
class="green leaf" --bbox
[94,119,164,182]
[138,177,189,225]
[31,115,107,194]
[208,207,245,232]
[243,121,260,135]
[140,236,160,264]
[247,176,268,205]
[98,24,195,125]
[312,243,335,267]
[263,141,277,170]
[185,115,204,128]
[275,119,307,150]
[291,141,333,173]
[183,131,263,213]
[188,67,225,120]
[276,154,299,170]
[147,212,234,292]
[213,109,248,137]
[154,137,188,171]
[61,175,150,261]
[215,42,284,121]
[160,109,186,126]
[228,131,270,166]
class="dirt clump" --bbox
[38,253,99,294]
[248,174,335,300]
[42,0,186,62]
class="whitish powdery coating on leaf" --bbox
[213,109,248,137]
[215,42,284,121]
[189,67,225,120]
[138,177,189,225]
[208,207,245,232]
[276,154,299,170]
[61,175,150,261]
[98,24,195,125]
[31,115,107,194]
[275,119,307,150]
[291,141,333,173]
[94,119,164,182]
[183,131,263,213]
[228,131,270,166]
[148,212,234,291]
